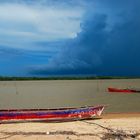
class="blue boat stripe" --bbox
[0,108,96,117]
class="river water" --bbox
[0,79,140,113]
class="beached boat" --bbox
[108,87,140,93]
[0,105,105,122]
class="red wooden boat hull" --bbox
[108,87,137,93]
[0,105,105,122]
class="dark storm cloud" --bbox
[30,14,108,75]
[101,6,140,76]
[30,0,140,76]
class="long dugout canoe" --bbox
[0,105,105,122]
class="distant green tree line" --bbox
[0,76,139,81]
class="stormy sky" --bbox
[0,0,140,76]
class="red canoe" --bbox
[108,87,139,93]
[0,105,105,122]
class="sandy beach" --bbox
[0,79,140,139]
[0,113,140,140]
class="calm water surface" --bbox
[0,79,140,113]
